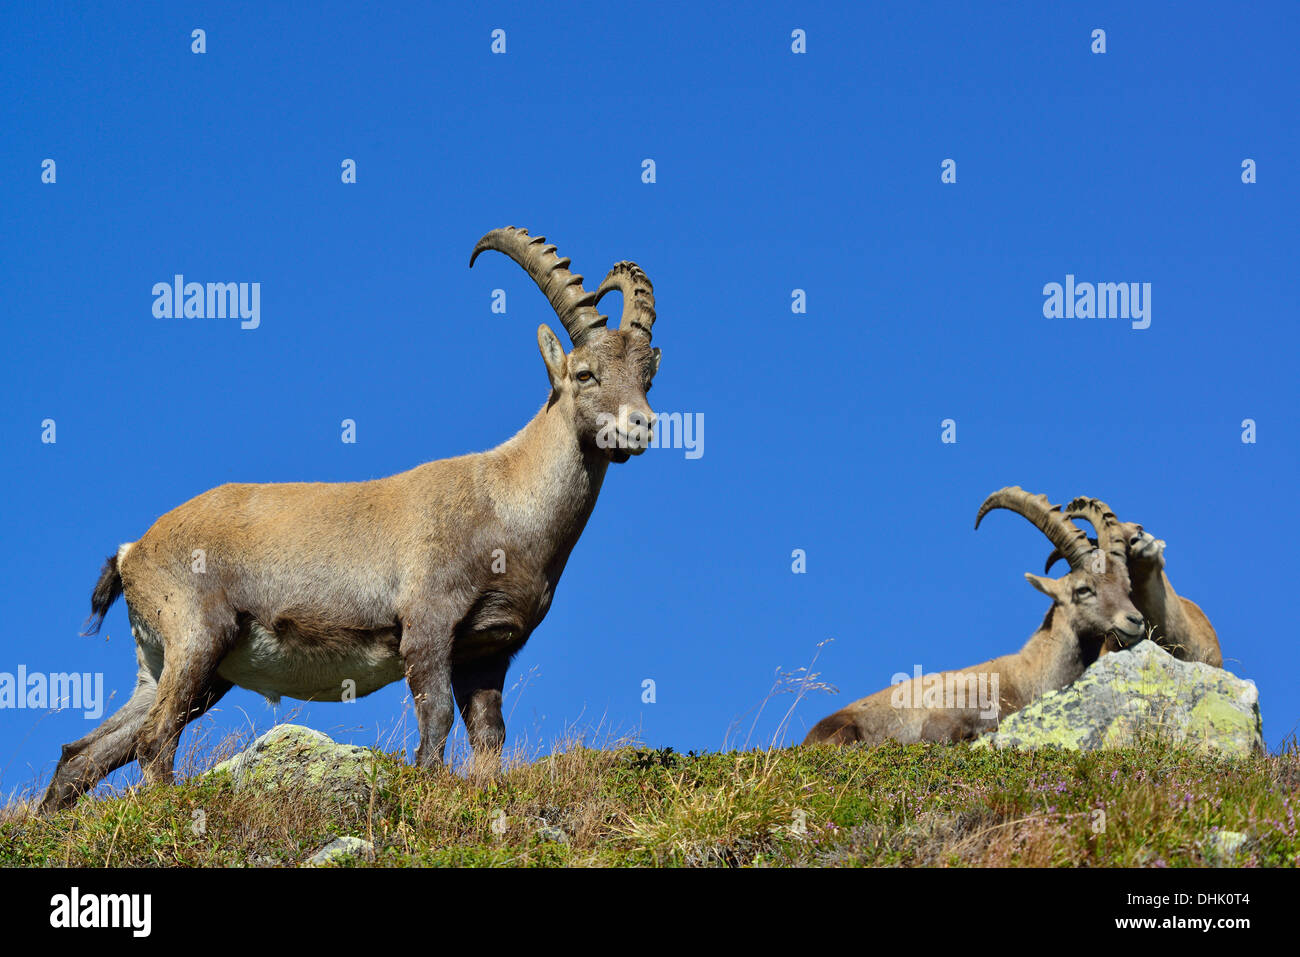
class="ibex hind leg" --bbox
[38,636,162,814]
[135,606,237,788]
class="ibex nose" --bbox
[1126,613,1143,629]
[622,406,654,432]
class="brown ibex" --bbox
[803,487,1145,746]
[40,226,662,813]
[1043,497,1222,667]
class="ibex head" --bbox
[1042,509,1165,580]
[471,227,661,462]
[976,488,1145,653]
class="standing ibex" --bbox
[803,487,1146,746]
[40,226,662,813]
[1043,497,1222,667]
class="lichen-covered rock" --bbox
[536,825,569,844]
[304,836,376,867]
[976,641,1262,756]
[207,724,386,806]
[1202,829,1249,864]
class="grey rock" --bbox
[1203,829,1249,863]
[536,825,569,844]
[976,641,1262,756]
[206,724,387,806]
[305,836,376,867]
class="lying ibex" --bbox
[40,226,662,813]
[1044,498,1222,667]
[803,487,1145,746]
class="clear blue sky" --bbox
[2,2,1296,798]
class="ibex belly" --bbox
[217,618,405,704]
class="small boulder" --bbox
[536,825,569,844]
[206,724,386,806]
[305,836,376,867]
[977,641,1262,756]
[1202,829,1249,864]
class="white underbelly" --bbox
[217,620,405,704]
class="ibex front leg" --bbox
[401,608,458,768]
[454,653,509,777]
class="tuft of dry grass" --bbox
[3,706,1297,867]
[6,735,1299,867]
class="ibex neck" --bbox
[488,397,610,553]
[1018,608,1094,699]
[1132,572,1174,633]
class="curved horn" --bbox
[594,261,656,341]
[1060,497,1128,564]
[469,226,608,346]
[1043,539,1098,574]
[974,486,1096,569]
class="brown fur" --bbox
[1046,515,1223,667]
[39,228,662,813]
[804,490,1145,747]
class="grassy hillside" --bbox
[3,739,1297,867]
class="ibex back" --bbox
[40,226,662,813]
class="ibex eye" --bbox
[576,370,593,382]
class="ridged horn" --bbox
[595,261,656,341]
[469,226,608,346]
[974,486,1096,569]
[1043,540,1098,574]
[1059,496,1128,564]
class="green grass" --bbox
[3,739,1297,866]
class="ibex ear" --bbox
[537,324,566,389]
[650,346,662,378]
[1024,573,1065,603]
